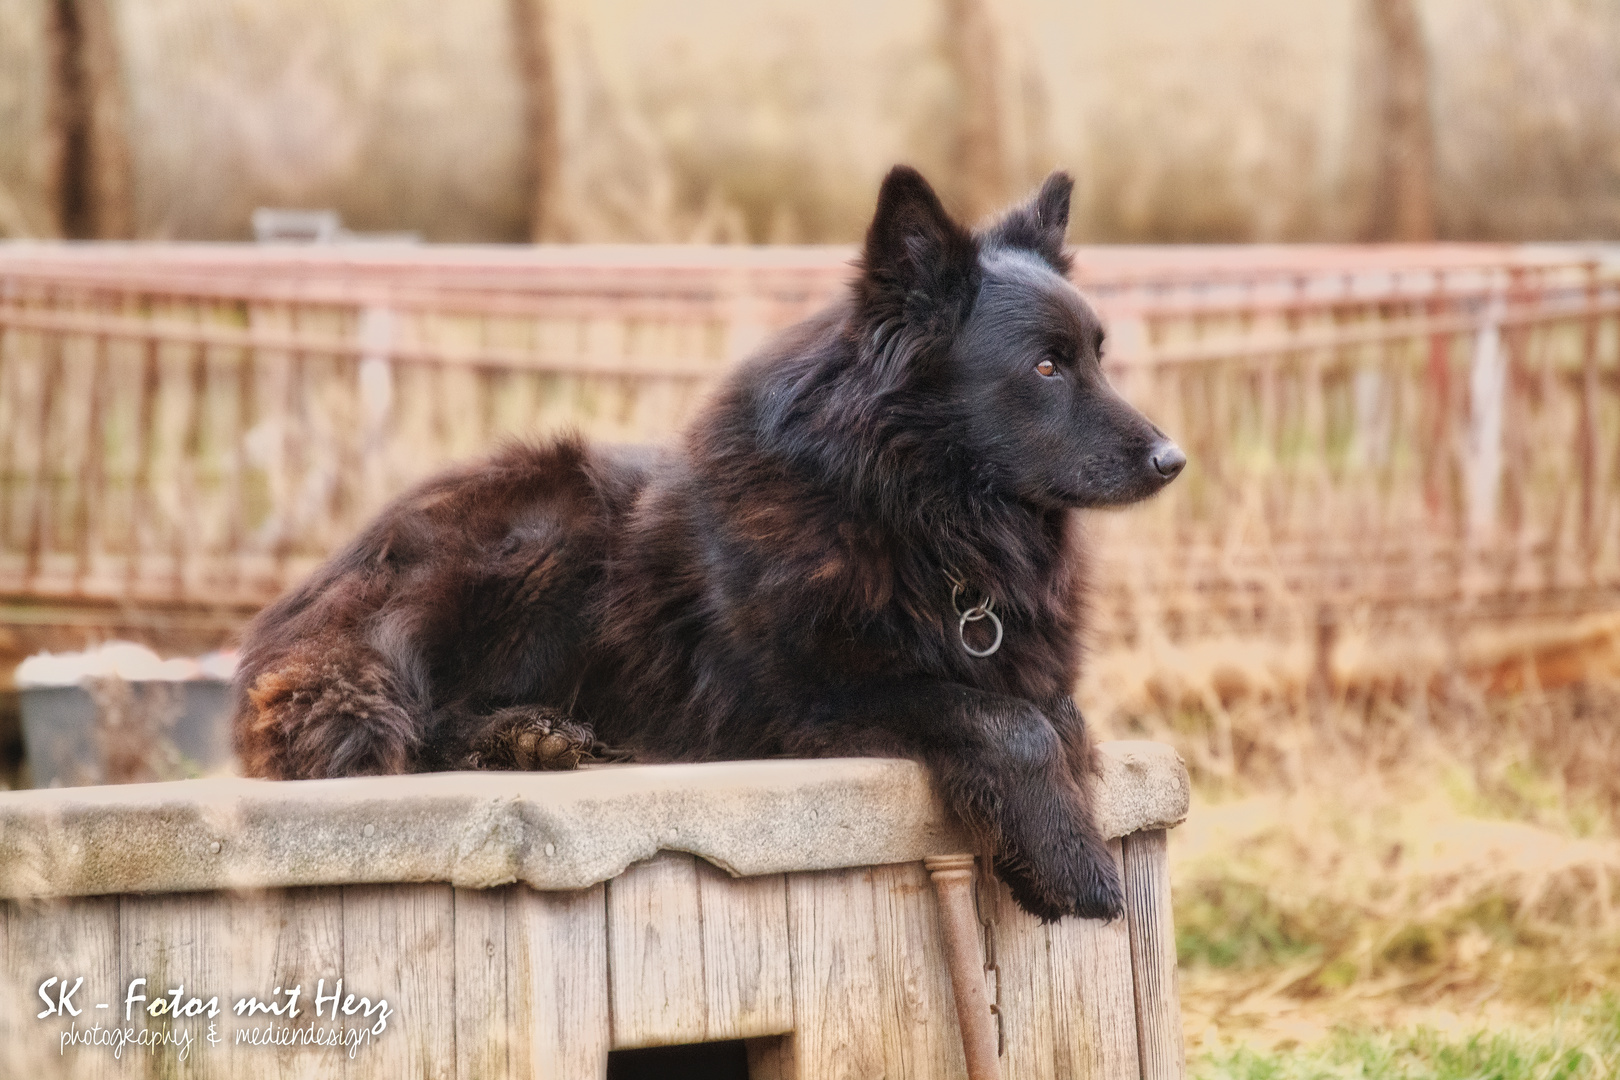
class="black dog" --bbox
[232,166,1185,921]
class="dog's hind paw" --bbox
[460,706,615,771]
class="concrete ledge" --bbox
[0,740,1188,899]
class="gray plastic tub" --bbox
[15,644,236,787]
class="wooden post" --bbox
[925,854,1003,1080]
[1123,829,1186,1080]
[45,0,132,239]
[940,0,1007,222]
[1423,271,1452,521]
[508,0,561,241]
[1356,0,1437,241]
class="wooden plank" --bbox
[871,861,963,1078]
[1124,830,1186,1080]
[694,861,793,1041]
[340,883,455,1080]
[786,866,884,1080]
[0,896,121,1080]
[120,890,230,1080]
[605,851,707,1048]
[222,886,344,1080]
[507,883,611,1080]
[1047,840,1141,1080]
[987,875,1059,1080]
[455,886,510,1080]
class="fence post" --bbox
[1578,261,1601,571]
[1465,284,1506,556]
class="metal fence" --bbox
[2,242,1617,660]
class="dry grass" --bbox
[1082,621,1620,1061]
[80,675,189,784]
[1087,609,1620,812]
[1174,784,1620,1050]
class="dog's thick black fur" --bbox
[232,166,1185,922]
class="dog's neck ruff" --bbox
[948,576,1003,658]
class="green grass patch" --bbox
[1176,878,1327,969]
[1194,997,1620,1080]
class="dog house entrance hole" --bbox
[607,1036,786,1080]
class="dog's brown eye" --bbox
[1036,359,1057,377]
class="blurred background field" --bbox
[6,0,1620,246]
[4,0,1620,1073]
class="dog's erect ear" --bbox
[982,170,1073,276]
[856,166,979,329]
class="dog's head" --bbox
[853,166,1184,510]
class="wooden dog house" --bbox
[0,741,1189,1079]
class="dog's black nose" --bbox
[1151,441,1186,480]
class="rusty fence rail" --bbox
[1,242,1618,658]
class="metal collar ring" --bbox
[950,581,1003,658]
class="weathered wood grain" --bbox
[0,768,1192,1080]
[120,890,229,1080]
[455,885,511,1080]
[1124,830,1186,1080]
[1,896,121,1080]
[223,886,344,1080]
[605,851,707,1048]
[695,859,793,1041]
[1048,840,1141,1080]
[123,892,212,1076]
[987,875,1059,1080]
[786,866,884,1080]
[879,860,967,1078]
[507,882,611,1080]
[340,883,455,1080]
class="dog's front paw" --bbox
[996,835,1124,923]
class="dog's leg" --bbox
[240,643,423,779]
[1042,692,1105,797]
[807,680,1122,922]
[452,705,617,771]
